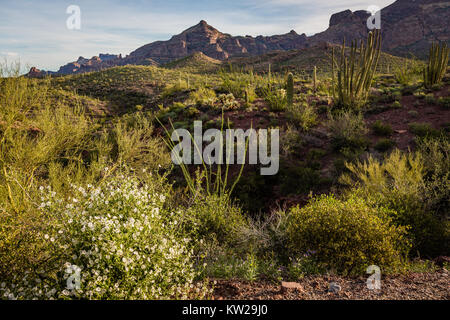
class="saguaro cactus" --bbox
[423,42,449,89]
[287,72,294,107]
[331,30,382,109]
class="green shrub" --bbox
[341,149,449,257]
[372,120,393,136]
[217,93,239,110]
[408,110,419,117]
[374,138,396,152]
[327,111,369,151]
[286,194,409,274]
[264,88,287,112]
[111,113,171,172]
[408,122,441,138]
[189,87,216,106]
[437,97,450,109]
[392,100,402,108]
[185,195,248,246]
[287,103,318,131]
[424,94,436,105]
[1,174,209,300]
[280,125,303,157]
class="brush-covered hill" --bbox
[164,52,222,73]
[226,43,411,74]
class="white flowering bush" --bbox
[1,174,209,300]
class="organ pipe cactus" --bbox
[423,42,449,89]
[331,30,382,109]
[313,66,317,93]
[286,72,294,107]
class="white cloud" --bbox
[0,52,19,57]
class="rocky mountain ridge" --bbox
[28,0,450,77]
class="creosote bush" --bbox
[286,194,409,274]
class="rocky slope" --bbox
[27,0,450,77]
[124,20,308,65]
[311,0,450,58]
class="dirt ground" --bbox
[212,269,449,300]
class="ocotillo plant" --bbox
[423,42,449,89]
[286,72,294,107]
[331,30,382,109]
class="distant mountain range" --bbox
[28,0,450,77]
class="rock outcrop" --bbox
[311,0,450,58]
[124,20,309,65]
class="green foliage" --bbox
[287,256,324,280]
[341,148,449,257]
[372,120,393,136]
[280,125,303,157]
[188,86,217,106]
[264,88,287,112]
[332,30,382,109]
[159,112,246,199]
[437,96,450,109]
[393,57,423,85]
[423,42,449,89]
[312,66,317,93]
[327,110,369,151]
[1,174,210,299]
[374,138,396,152]
[217,93,240,110]
[408,122,441,138]
[185,194,248,246]
[0,64,171,287]
[110,113,171,171]
[286,72,294,107]
[287,103,318,131]
[286,194,409,274]
[424,93,436,105]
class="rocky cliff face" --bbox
[311,0,450,58]
[56,54,123,74]
[27,0,450,77]
[124,20,309,65]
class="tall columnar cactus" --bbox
[287,72,294,107]
[331,30,382,109]
[313,66,317,93]
[423,42,449,89]
[244,85,250,104]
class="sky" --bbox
[0,0,396,71]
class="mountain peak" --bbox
[181,19,221,35]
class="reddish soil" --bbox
[212,269,449,300]
[366,86,450,151]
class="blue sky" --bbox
[0,0,395,71]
